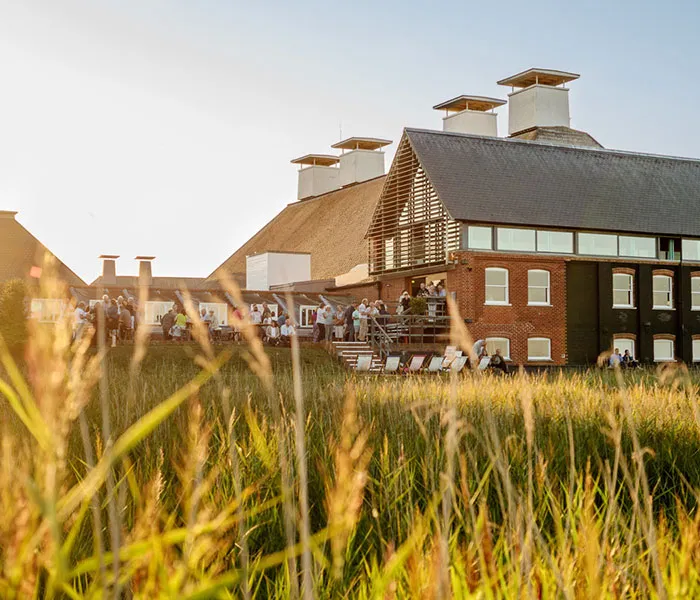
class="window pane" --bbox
[537,230,573,253]
[613,338,635,357]
[578,233,617,256]
[486,338,510,358]
[613,290,631,306]
[528,338,551,359]
[619,236,656,258]
[692,277,700,293]
[497,228,536,252]
[468,226,492,250]
[485,286,507,303]
[528,270,548,287]
[485,269,506,286]
[694,339,700,362]
[654,339,674,361]
[612,273,633,307]
[683,239,700,261]
[653,276,670,292]
[528,288,548,304]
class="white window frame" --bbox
[692,276,700,311]
[144,301,175,325]
[682,239,700,262]
[199,302,228,326]
[612,273,634,309]
[467,226,493,250]
[613,337,635,359]
[30,298,65,323]
[693,339,700,363]
[485,337,510,360]
[484,267,509,306]
[653,338,675,362]
[652,274,673,310]
[527,269,550,306]
[299,305,317,327]
[527,337,552,361]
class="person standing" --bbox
[73,301,87,340]
[161,307,176,340]
[343,303,355,341]
[323,305,334,342]
[358,298,369,341]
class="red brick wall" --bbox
[447,252,568,365]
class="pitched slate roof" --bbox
[208,176,385,282]
[405,128,700,237]
[0,212,86,286]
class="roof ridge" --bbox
[404,127,700,165]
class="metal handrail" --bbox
[368,316,394,360]
[369,313,452,358]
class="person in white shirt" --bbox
[322,305,334,342]
[358,298,369,341]
[281,318,296,344]
[250,305,262,325]
[73,302,87,340]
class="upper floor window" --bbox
[653,338,675,362]
[485,268,509,305]
[536,230,574,254]
[467,226,492,250]
[612,273,634,308]
[692,276,700,310]
[578,232,618,256]
[527,270,550,305]
[619,236,656,258]
[527,337,551,360]
[652,274,673,309]
[683,239,700,261]
[485,337,510,360]
[497,228,536,252]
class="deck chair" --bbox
[477,356,491,371]
[355,354,372,372]
[384,355,401,373]
[442,348,460,369]
[450,356,468,373]
[407,354,427,373]
[427,356,443,372]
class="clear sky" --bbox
[2,0,699,283]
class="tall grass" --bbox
[2,276,700,597]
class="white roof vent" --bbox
[291,154,340,200]
[497,68,580,136]
[433,95,506,137]
[331,137,391,187]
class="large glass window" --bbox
[485,337,510,360]
[683,239,700,261]
[613,337,635,359]
[144,301,174,325]
[693,339,700,362]
[497,228,536,252]
[537,230,574,254]
[578,233,618,256]
[652,275,673,309]
[692,277,700,310]
[527,338,551,360]
[612,273,634,308]
[467,226,493,250]
[619,236,656,258]
[199,302,229,326]
[485,268,509,305]
[654,339,675,362]
[528,270,550,305]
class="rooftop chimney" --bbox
[291,154,340,200]
[330,137,391,186]
[497,68,580,136]
[433,95,506,136]
[99,254,119,286]
[135,256,155,287]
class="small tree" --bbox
[0,278,29,356]
[409,296,427,316]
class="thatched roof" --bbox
[0,211,86,286]
[208,176,385,282]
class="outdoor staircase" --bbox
[332,341,383,372]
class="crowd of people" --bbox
[72,294,137,345]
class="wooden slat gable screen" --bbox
[368,135,460,275]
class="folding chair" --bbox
[451,356,468,373]
[477,356,491,371]
[442,349,461,370]
[384,355,401,374]
[407,354,427,373]
[427,356,443,372]
[355,354,373,372]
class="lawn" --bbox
[2,330,700,598]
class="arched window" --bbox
[528,270,550,305]
[652,274,673,309]
[485,337,510,360]
[485,268,509,305]
[612,272,634,308]
[527,338,551,360]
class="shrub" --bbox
[409,296,427,315]
[0,278,28,355]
